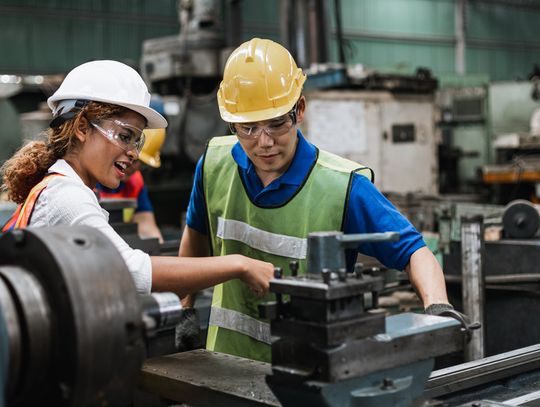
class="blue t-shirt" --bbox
[186,131,425,271]
[95,183,154,213]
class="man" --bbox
[180,38,452,362]
[96,127,165,242]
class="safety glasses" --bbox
[230,104,298,140]
[90,119,145,153]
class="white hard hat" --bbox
[47,60,167,128]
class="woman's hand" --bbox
[236,255,275,297]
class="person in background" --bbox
[1,59,274,300]
[180,38,453,362]
[96,127,165,242]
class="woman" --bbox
[1,60,273,298]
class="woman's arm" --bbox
[151,253,274,298]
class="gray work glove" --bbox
[174,308,203,352]
[425,303,481,337]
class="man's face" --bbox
[235,97,305,186]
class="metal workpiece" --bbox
[0,226,181,407]
[139,350,279,407]
[460,215,485,361]
[141,292,183,334]
[269,273,384,301]
[306,231,399,274]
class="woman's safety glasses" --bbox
[90,119,145,153]
[230,105,298,140]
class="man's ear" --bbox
[296,95,306,125]
[74,115,90,143]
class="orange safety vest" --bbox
[2,174,64,232]
[96,170,145,200]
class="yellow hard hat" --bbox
[217,38,306,123]
[139,128,165,168]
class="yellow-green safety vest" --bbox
[202,135,373,362]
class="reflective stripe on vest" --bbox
[217,216,307,259]
[202,135,373,362]
[209,306,271,345]
[2,174,64,232]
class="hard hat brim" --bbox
[47,95,168,129]
[218,97,299,124]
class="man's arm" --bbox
[405,246,449,308]
[179,225,211,306]
[133,211,164,243]
[179,224,210,257]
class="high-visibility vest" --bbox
[202,136,373,362]
[2,174,64,232]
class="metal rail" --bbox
[425,344,540,399]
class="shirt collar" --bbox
[48,159,86,185]
[231,129,317,187]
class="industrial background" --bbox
[3,1,540,406]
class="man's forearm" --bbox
[405,246,449,308]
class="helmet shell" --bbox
[217,38,306,123]
[48,60,167,129]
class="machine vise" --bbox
[262,231,466,407]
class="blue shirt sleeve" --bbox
[344,173,425,271]
[135,185,153,213]
[186,156,208,234]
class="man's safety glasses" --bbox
[230,105,298,140]
[90,119,145,153]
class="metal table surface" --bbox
[139,349,280,407]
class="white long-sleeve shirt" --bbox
[30,159,152,293]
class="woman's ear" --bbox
[74,115,90,143]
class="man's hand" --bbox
[425,303,481,336]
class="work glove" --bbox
[174,308,203,352]
[424,303,481,339]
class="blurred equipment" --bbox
[436,83,488,194]
[482,82,540,204]
[304,89,438,194]
[140,0,233,226]
[0,226,182,407]
[439,201,540,357]
[140,231,468,407]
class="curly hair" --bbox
[1,101,128,204]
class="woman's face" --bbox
[77,110,146,189]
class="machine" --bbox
[0,226,183,407]
[139,231,471,407]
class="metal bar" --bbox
[445,273,540,284]
[425,344,540,398]
[294,0,309,68]
[461,215,485,361]
[455,0,466,74]
[279,0,292,52]
[333,0,346,64]
[504,389,540,405]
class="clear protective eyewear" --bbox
[90,119,145,153]
[230,105,298,140]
